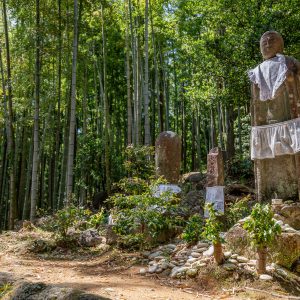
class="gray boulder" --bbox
[106,225,118,245]
[180,172,205,191]
[79,229,102,247]
[225,223,300,269]
[4,282,110,300]
[273,203,300,230]
[181,190,205,217]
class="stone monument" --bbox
[205,147,225,215]
[155,131,181,183]
[206,147,224,187]
[249,31,300,201]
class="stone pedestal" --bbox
[206,147,224,187]
[254,156,299,201]
[155,131,181,183]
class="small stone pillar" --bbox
[206,147,224,187]
[155,131,181,183]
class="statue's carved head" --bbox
[260,31,284,60]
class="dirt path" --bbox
[0,232,215,300]
[0,231,292,300]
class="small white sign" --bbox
[205,186,225,217]
[153,184,182,198]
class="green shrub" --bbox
[124,145,155,179]
[226,195,252,229]
[53,206,91,239]
[116,177,149,195]
[202,203,223,244]
[227,157,253,181]
[243,203,281,248]
[110,179,185,249]
[182,214,204,243]
[51,206,105,246]
[87,208,105,229]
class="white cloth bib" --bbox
[251,118,300,159]
[248,54,288,101]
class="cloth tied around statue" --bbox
[248,54,287,101]
[251,117,300,160]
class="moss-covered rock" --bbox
[271,232,300,269]
[225,223,300,269]
[3,282,110,300]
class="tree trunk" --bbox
[80,64,88,206]
[195,108,202,173]
[135,24,142,145]
[256,246,267,274]
[213,242,224,265]
[150,3,161,134]
[23,141,33,220]
[65,0,79,203]
[18,128,28,218]
[101,2,111,194]
[210,104,217,149]
[0,137,7,229]
[143,0,150,145]
[3,0,16,229]
[125,0,132,145]
[30,0,41,222]
[159,44,169,131]
[128,0,137,144]
[225,104,235,161]
[237,105,242,157]
[217,100,224,149]
[52,0,62,211]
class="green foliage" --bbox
[87,209,105,229]
[124,145,155,179]
[234,114,251,159]
[110,179,185,249]
[0,283,13,298]
[116,177,149,195]
[243,203,281,249]
[182,214,204,243]
[3,0,300,231]
[226,195,252,228]
[202,203,223,244]
[52,206,105,241]
[227,157,253,181]
[53,206,91,239]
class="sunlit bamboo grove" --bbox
[0,0,299,229]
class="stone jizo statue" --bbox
[249,31,300,201]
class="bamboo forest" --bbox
[1,0,300,298]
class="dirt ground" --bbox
[0,230,298,300]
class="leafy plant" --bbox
[53,206,91,239]
[87,208,105,229]
[202,203,224,265]
[243,203,281,274]
[202,203,223,244]
[226,195,252,228]
[243,203,281,248]
[182,214,204,243]
[124,145,155,179]
[0,283,13,298]
[116,177,149,195]
[110,179,185,249]
[51,206,105,245]
[227,157,253,181]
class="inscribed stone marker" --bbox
[155,131,181,183]
[206,147,224,187]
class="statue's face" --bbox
[260,32,284,60]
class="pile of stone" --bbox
[140,241,211,278]
[140,241,273,280]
